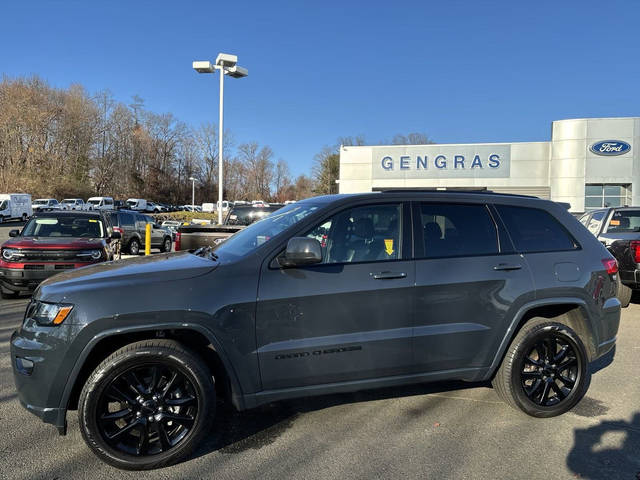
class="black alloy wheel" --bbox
[79,340,215,470]
[492,318,588,417]
[97,363,198,457]
[519,334,580,407]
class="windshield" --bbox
[62,199,77,204]
[88,199,101,205]
[214,203,321,259]
[33,200,48,205]
[226,206,282,226]
[21,216,105,238]
[127,200,137,206]
[606,210,640,233]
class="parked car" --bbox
[108,210,172,255]
[60,198,88,211]
[175,204,283,250]
[126,198,147,211]
[146,201,163,213]
[579,206,640,307]
[161,220,182,240]
[10,191,621,470]
[32,198,60,212]
[0,211,119,298]
[87,196,115,211]
[0,193,32,223]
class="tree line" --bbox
[0,76,432,203]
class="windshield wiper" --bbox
[193,246,219,261]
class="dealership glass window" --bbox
[585,184,632,210]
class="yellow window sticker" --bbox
[89,219,97,222]
[384,238,394,255]
[610,219,620,226]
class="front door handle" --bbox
[371,271,407,280]
[493,263,522,271]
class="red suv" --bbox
[0,211,119,298]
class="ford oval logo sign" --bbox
[590,140,631,156]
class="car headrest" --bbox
[353,218,375,239]
[424,222,443,241]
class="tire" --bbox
[160,237,171,253]
[78,339,215,470]
[618,280,632,308]
[128,238,141,256]
[492,317,589,418]
[1,289,19,299]
[0,215,3,224]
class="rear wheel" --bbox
[160,237,171,253]
[618,280,632,308]
[129,238,141,255]
[78,340,215,470]
[492,318,588,417]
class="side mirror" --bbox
[278,237,322,268]
[111,231,122,240]
[9,229,19,237]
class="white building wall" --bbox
[339,117,639,213]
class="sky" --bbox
[1,0,639,176]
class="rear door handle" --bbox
[493,263,522,271]
[371,271,407,280]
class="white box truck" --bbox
[0,193,32,223]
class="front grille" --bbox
[11,250,90,262]
[54,264,75,270]
[23,265,45,270]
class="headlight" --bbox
[2,248,19,261]
[29,301,74,326]
[78,249,102,260]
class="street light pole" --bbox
[218,62,224,225]
[193,54,248,225]
[189,177,196,210]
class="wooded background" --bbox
[0,76,432,204]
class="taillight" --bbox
[630,241,640,263]
[602,258,618,275]
[113,226,123,234]
[175,231,181,251]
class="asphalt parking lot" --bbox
[1,221,640,479]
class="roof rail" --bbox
[378,189,536,198]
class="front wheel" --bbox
[78,340,215,470]
[492,318,589,417]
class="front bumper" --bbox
[10,320,81,434]
[0,263,91,293]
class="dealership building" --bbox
[339,117,639,212]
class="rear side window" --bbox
[496,205,578,253]
[418,203,498,258]
[120,212,134,227]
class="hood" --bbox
[36,250,218,299]
[2,237,105,250]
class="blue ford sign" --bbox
[590,140,631,156]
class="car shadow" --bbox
[189,379,485,460]
[567,412,640,479]
[630,290,640,305]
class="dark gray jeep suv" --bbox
[11,191,620,469]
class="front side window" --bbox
[0,200,7,210]
[304,203,402,264]
[496,205,578,253]
[418,203,498,258]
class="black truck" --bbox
[175,204,283,250]
[579,206,640,307]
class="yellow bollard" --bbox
[145,223,151,255]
